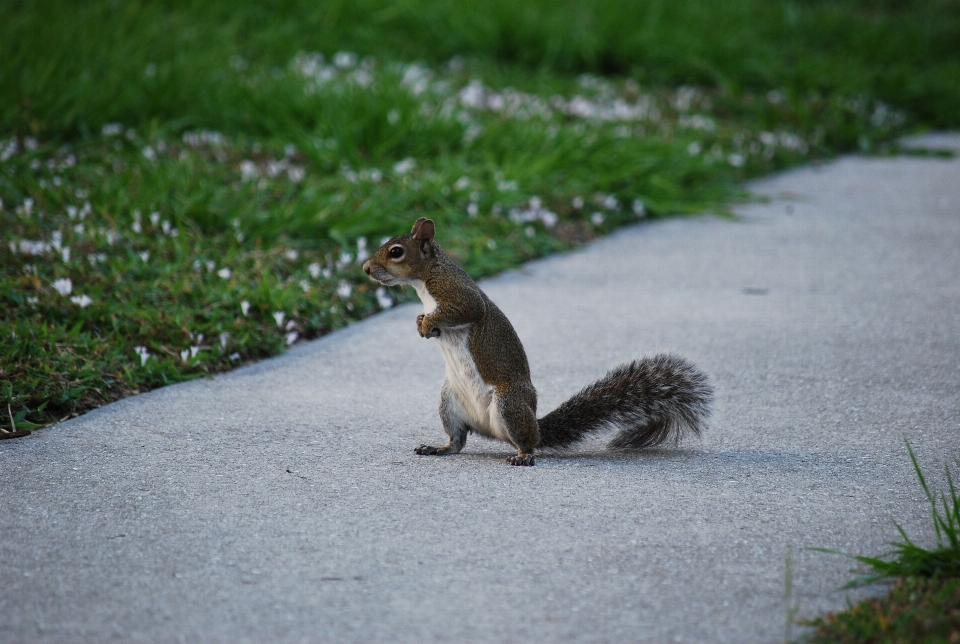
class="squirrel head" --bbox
[363,217,437,286]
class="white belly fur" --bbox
[436,326,505,441]
[412,280,506,441]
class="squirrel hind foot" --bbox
[415,444,448,455]
[507,454,535,466]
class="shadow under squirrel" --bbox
[363,217,713,466]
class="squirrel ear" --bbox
[411,217,428,235]
[413,218,435,243]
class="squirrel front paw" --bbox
[507,454,536,466]
[416,313,426,337]
[417,314,441,339]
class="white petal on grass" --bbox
[139,251,149,262]
[336,282,353,299]
[52,278,72,296]
[308,263,321,279]
[591,212,605,226]
[150,212,161,227]
[219,333,230,349]
[134,346,151,366]
[632,199,646,217]
[240,160,258,181]
[217,268,232,279]
[375,287,393,309]
[273,311,286,328]
[189,346,200,359]
[285,331,300,346]
[356,237,369,262]
[70,294,92,308]
[241,300,251,316]
[572,196,584,210]
[728,153,746,168]
[284,249,299,261]
[180,349,190,363]
[392,157,416,175]
[229,352,241,362]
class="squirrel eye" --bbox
[388,246,404,259]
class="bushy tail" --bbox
[537,353,713,450]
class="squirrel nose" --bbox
[362,260,372,275]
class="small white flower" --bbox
[217,268,232,279]
[632,199,646,217]
[687,141,702,156]
[52,278,72,296]
[27,296,39,306]
[240,160,258,181]
[180,349,190,362]
[102,123,123,136]
[139,251,150,262]
[189,346,200,359]
[300,280,310,293]
[285,331,300,346]
[571,196,584,209]
[60,247,71,263]
[356,237,369,263]
[241,300,250,316]
[219,332,230,349]
[161,220,171,235]
[454,176,471,191]
[134,346,151,366]
[540,211,558,228]
[230,352,241,362]
[467,202,479,217]
[336,282,352,299]
[591,212,605,226]
[273,311,286,327]
[525,226,536,238]
[375,287,393,309]
[392,157,416,175]
[333,51,357,68]
[149,212,161,227]
[70,294,93,308]
[308,262,322,279]
[603,195,618,210]
[142,146,157,162]
[284,249,299,261]
[728,153,746,168]
[287,166,305,183]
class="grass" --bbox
[2,0,959,432]
[804,445,960,643]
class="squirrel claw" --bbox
[415,444,443,455]
[507,454,535,466]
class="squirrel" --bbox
[362,217,713,466]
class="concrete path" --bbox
[2,136,959,644]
